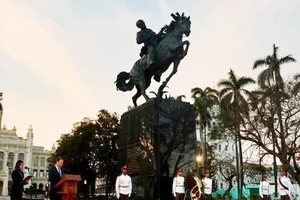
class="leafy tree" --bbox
[218,69,255,200]
[242,80,300,186]
[191,87,218,168]
[253,44,296,196]
[253,44,296,90]
[52,109,120,196]
[293,73,300,94]
[164,94,186,101]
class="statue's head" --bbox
[170,12,191,37]
[136,19,146,29]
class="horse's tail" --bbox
[114,71,134,92]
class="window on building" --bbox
[18,153,24,161]
[218,144,221,151]
[220,183,223,189]
[8,152,14,169]
[40,170,44,178]
[33,157,39,166]
[40,157,45,166]
[0,152,4,171]
[33,169,37,177]
[225,145,228,151]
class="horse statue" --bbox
[115,12,191,107]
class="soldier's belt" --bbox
[176,185,184,187]
[120,186,129,188]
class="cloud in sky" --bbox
[0,0,299,149]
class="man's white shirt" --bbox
[259,181,269,197]
[202,177,212,194]
[278,176,292,197]
[55,165,62,176]
[172,175,185,195]
[115,174,132,197]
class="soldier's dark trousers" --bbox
[119,194,129,200]
[280,195,290,200]
[175,192,184,200]
[262,195,269,200]
[204,193,212,200]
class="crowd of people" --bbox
[10,157,294,200]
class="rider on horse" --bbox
[115,12,191,107]
[136,20,167,82]
[136,20,157,66]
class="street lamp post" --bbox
[196,155,202,176]
[84,179,87,195]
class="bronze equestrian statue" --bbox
[115,12,191,107]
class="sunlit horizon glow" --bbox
[0,0,299,150]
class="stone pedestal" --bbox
[118,98,196,200]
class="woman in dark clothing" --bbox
[10,160,28,200]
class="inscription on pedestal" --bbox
[127,147,140,174]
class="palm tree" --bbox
[191,87,218,169]
[253,44,296,90]
[164,94,186,101]
[253,44,296,197]
[293,73,300,94]
[218,69,255,200]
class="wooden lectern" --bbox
[54,174,82,200]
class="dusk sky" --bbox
[0,0,299,150]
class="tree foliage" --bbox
[242,80,300,185]
[191,87,219,168]
[52,109,120,194]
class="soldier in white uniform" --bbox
[259,174,269,200]
[202,169,212,200]
[172,168,185,200]
[115,165,132,200]
[278,167,293,200]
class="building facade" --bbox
[0,125,54,195]
[0,93,54,195]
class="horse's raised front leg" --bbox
[157,59,180,97]
[162,40,189,83]
[165,59,180,83]
[178,40,190,59]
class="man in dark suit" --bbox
[48,157,64,200]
